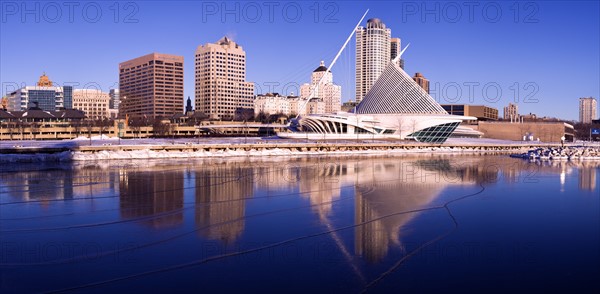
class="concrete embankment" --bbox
[0,142,551,156]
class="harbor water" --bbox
[1,154,598,293]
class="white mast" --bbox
[296,9,369,119]
[392,43,410,64]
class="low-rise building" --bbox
[441,104,498,123]
[477,121,574,142]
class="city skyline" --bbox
[1,1,599,121]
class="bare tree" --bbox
[72,120,82,137]
[256,111,268,123]
[96,118,112,139]
[17,120,26,140]
[152,118,169,137]
[30,122,40,140]
[396,117,405,140]
[84,120,95,141]
[410,119,418,134]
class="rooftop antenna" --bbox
[295,9,369,119]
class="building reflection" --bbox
[119,167,184,228]
[195,163,254,244]
[72,166,118,200]
[579,163,597,191]
[352,157,500,263]
[0,167,74,203]
[298,161,344,219]
[0,164,119,204]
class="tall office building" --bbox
[356,18,401,103]
[7,73,72,111]
[119,53,184,118]
[412,72,429,94]
[300,61,342,114]
[503,103,519,121]
[579,97,598,124]
[195,37,254,120]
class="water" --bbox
[1,155,598,293]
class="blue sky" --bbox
[1,1,598,120]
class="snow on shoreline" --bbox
[0,146,509,163]
[2,138,599,163]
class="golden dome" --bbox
[37,72,53,87]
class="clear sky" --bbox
[1,1,598,121]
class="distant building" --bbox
[7,73,72,112]
[254,93,291,116]
[72,89,111,119]
[195,37,254,120]
[356,18,396,103]
[300,61,342,114]
[109,89,120,110]
[390,38,404,69]
[503,103,519,121]
[108,89,120,118]
[341,101,358,112]
[412,73,429,94]
[1,96,7,110]
[254,93,324,117]
[579,97,598,124]
[441,104,498,122]
[305,98,325,115]
[37,72,53,87]
[478,121,574,142]
[119,53,184,118]
[185,96,194,115]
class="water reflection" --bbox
[194,162,253,243]
[0,165,118,204]
[119,166,184,228]
[579,163,597,191]
[1,155,599,293]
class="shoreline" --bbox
[2,139,600,162]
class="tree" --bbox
[128,117,143,138]
[152,118,169,137]
[30,122,40,140]
[256,111,268,123]
[84,120,95,141]
[72,120,82,137]
[17,120,26,140]
[396,117,405,140]
[96,118,112,139]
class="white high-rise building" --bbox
[195,37,254,120]
[579,97,598,124]
[356,18,392,103]
[300,61,342,114]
